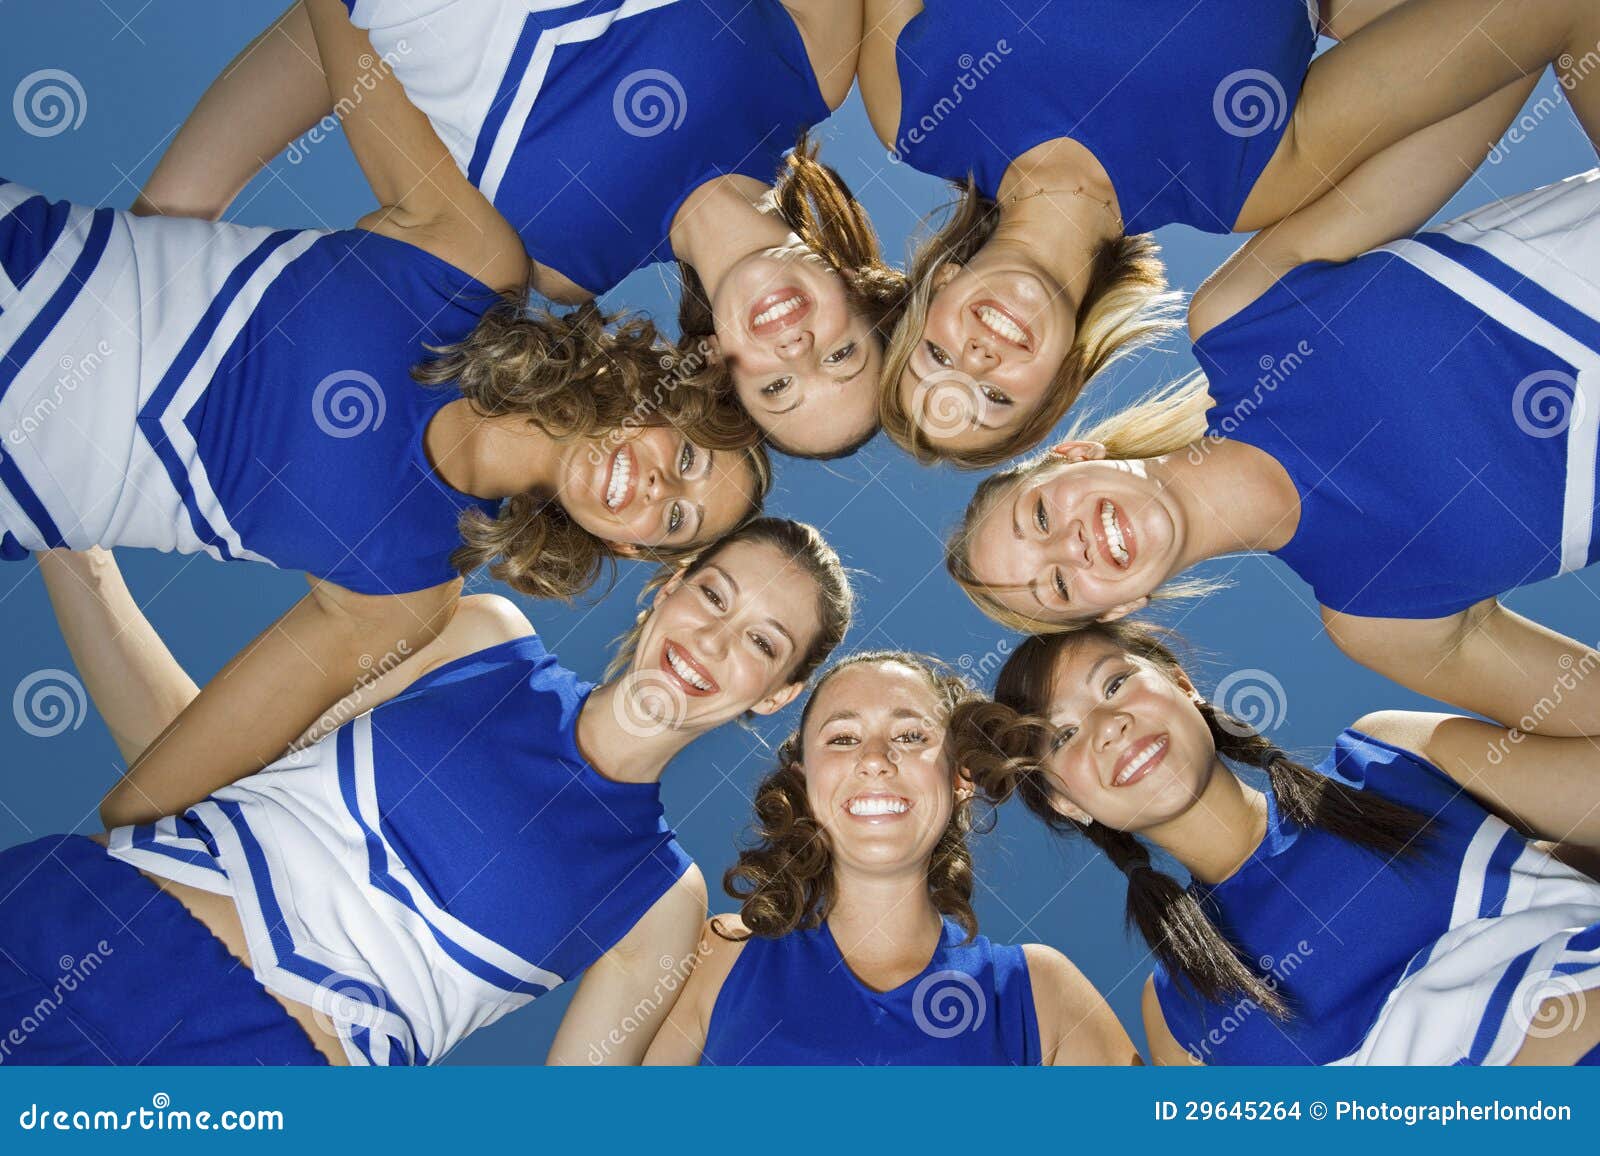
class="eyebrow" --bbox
[710,566,797,653]
[1084,653,1117,687]
[819,707,928,727]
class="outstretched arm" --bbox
[1326,600,1600,740]
[134,2,330,220]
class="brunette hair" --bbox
[953,622,1431,1018]
[674,133,910,458]
[414,295,770,600]
[879,182,1181,469]
[721,651,986,941]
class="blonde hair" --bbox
[414,296,771,601]
[946,373,1225,632]
[675,133,910,459]
[879,182,1182,469]
[606,518,854,686]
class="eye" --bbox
[1049,724,1078,753]
[827,733,860,747]
[1053,569,1070,603]
[677,441,697,475]
[824,341,857,367]
[981,385,1013,407]
[924,340,952,368]
[749,632,776,659]
[1034,496,1049,534]
[1105,673,1129,699]
[668,502,684,536]
[894,729,928,745]
[762,376,793,398]
[699,582,725,610]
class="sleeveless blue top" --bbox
[1154,729,1600,1065]
[701,917,1042,1065]
[343,0,830,295]
[1195,175,1600,620]
[0,180,500,594]
[109,632,694,1066]
[892,0,1317,234]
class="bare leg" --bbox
[1238,0,1600,230]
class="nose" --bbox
[1064,519,1094,569]
[962,336,999,373]
[642,464,663,503]
[1092,709,1129,753]
[776,329,813,361]
[857,736,898,776]
[694,615,732,663]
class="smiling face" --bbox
[558,425,760,551]
[897,254,1077,457]
[966,451,1181,625]
[1035,635,1215,834]
[797,661,960,877]
[710,242,882,456]
[626,538,824,731]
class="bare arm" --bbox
[1354,710,1600,849]
[547,867,708,1065]
[1024,944,1143,1066]
[99,576,460,829]
[135,3,329,220]
[640,914,751,1065]
[303,0,529,292]
[1325,600,1600,740]
[1192,74,1538,339]
[1141,976,1203,1066]
[782,1,864,110]
[37,548,200,763]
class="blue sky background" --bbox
[1,0,1597,1064]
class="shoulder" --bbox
[1020,943,1101,1016]
[608,863,708,967]
[1187,234,1292,343]
[1023,943,1138,1065]
[782,1,865,110]
[1141,973,1199,1066]
[674,913,756,1015]
[1347,709,1492,785]
[451,593,535,648]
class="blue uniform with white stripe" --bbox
[1195,172,1600,621]
[0,181,499,594]
[341,0,830,295]
[1154,728,1600,1066]
[103,633,693,1066]
[701,917,1042,1065]
[891,0,1319,234]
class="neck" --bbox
[1147,439,1300,570]
[423,399,566,500]
[824,863,946,966]
[669,176,791,301]
[573,682,699,785]
[991,147,1122,313]
[1143,762,1270,886]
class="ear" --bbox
[1045,790,1092,827]
[1047,439,1108,463]
[1097,596,1150,624]
[932,261,963,291]
[651,571,686,608]
[700,334,724,366]
[1171,667,1201,700]
[953,765,977,804]
[750,680,806,717]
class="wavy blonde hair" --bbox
[414,296,770,601]
[720,651,986,941]
[675,133,910,459]
[946,373,1225,632]
[879,183,1183,469]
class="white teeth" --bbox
[847,795,910,817]
[665,644,713,692]
[1100,499,1129,567]
[605,448,632,511]
[752,295,805,328]
[1114,737,1167,786]
[976,304,1026,346]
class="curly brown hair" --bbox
[952,621,1432,1018]
[721,651,988,943]
[674,133,910,459]
[414,295,770,600]
[879,182,1181,469]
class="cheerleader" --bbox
[861,0,1600,467]
[950,99,1600,734]
[643,651,1135,1065]
[184,1,904,459]
[2,518,851,1065]
[958,621,1600,1065]
[2,0,770,811]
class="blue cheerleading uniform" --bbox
[341,0,830,295]
[65,633,691,1067]
[701,917,1041,1065]
[1195,171,1600,620]
[891,0,1319,234]
[1154,729,1600,1066]
[0,180,500,594]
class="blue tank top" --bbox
[109,633,694,1066]
[344,0,830,295]
[1154,729,1600,1065]
[701,917,1042,1065]
[1195,174,1600,620]
[892,0,1317,234]
[0,180,500,594]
